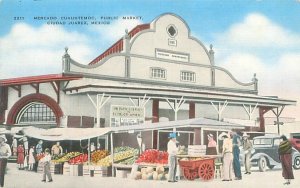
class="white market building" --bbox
[0,13,296,150]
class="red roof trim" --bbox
[89,23,150,65]
[0,74,82,86]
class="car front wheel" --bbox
[258,157,267,172]
[293,156,300,170]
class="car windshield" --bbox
[253,138,272,145]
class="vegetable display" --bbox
[135,165,167,181]
[136,149,168,164]
[36,153,45,161]
[68,154,88,165]
[51,152,81,163]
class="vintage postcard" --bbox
[0,0,300,187]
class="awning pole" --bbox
[110,132,114,177]
[88,138,91,170]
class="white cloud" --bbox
[216,13,300,48]
[0,23,94,79]
[218,53,266,83]
[213,13,300,120]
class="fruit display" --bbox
[91,150,109,163]
[114,146,134,153]
[96,147,138,167]
[51,152,81,163]
[119,156,136,165]
[134,165,167,181]
[36,153,45,161]
[68,154,88,165]
[52,153,66,160]
[136,149,168,164]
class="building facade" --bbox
[0,13,296,150]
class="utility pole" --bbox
[272,106,285,135]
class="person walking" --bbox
[28,145,36,171]
[167,132,178,183]
[232,131,242,180]
[278,135,294,185]
[40,148,53,183]
[11,136,17,156]
[23,137,29,156]
[17,144,25,170]
[0,134,12,188]
[242,132,252,174]
[220,132,233,181]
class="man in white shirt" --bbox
[167,132,178,182]
[0,134,11,187]
[40,148,53,183]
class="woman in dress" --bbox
[28,146,36,171]
[17,144,25,170]
[278,135,294,185]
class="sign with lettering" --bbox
[156,49,189,62]
[110,105,145,127]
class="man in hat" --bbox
[0,134,11,187]
[231,131,242,180]
[167,132,178,183]
[242,132,253,174]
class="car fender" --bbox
[292,148,300,162]
[251,153,280,166]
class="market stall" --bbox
[22,127,112,176]
[110,117,241,180]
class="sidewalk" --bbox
[4,163,300,188]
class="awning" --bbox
[111,117,245,133]
[22,127,111,141]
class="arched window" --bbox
[16,102,56,124]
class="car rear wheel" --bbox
[258,157,267,172]
[293,156,300,170]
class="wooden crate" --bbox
[83,165,91,176]
[63,163,70,176]
[37,162,43,174]
[116,169,128,178]
[91,166,111,177]
[69,165,79,176]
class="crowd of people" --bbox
[166,131,295,185]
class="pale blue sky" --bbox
[1,0,300,118]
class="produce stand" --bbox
[112,163,132,178]
[177,155,218,181]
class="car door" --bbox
[271,138,281,163]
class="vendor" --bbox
[90,142,95,153]
[51,142,63,155]
[167,132,178,183]
[36,140,43,155]
[206,133,217,155]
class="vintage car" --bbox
[290,138,300,152]
[250,135,300,171]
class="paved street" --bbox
[3,164,300,188]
